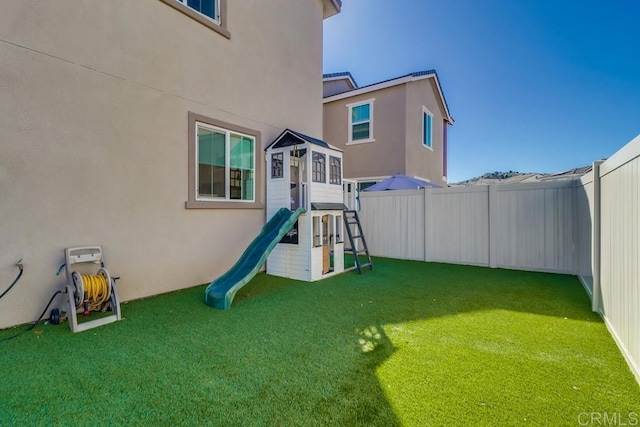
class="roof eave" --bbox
[323,72,455,125]
[323,0,342,19]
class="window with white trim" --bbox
[422,107,433,150]
[271,153,283,179]
[196,122,255,201]
[159,0,229,38]
[177,0,220,23]
[348,100,374,143]
[312,152,326,183]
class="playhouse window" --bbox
[271,153,283,178]
[348,99,374,143]
[329,156,341,185]
[196,123,255,202]
[335,216,343,243]
[422,107,433,150]
[312,152,326,183]
[159,0,229,38]
[313,217,322,247]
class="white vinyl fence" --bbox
[591,136,640,383]
[360,180,576,273]
[359,135,640,383]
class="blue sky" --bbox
[323,0,640,182]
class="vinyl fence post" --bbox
[488,185,498,268]
[591,160,603,313]
[424,187,431,262]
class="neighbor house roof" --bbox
[538,165,592,181]
[266,129,342,152]
[322,71,358,89]
[323,70,454,124]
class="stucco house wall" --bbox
[405,78,448,183]
[323,86,407,180]
[0,0,335,328]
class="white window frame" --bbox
[422,106,434,151]
[176,0,221,25]
[312,152,327,183]
[347,99,375,145]
[329,156,342,185]
[195,121,256,203]
[160,0,229,39]
[271,152,284,179]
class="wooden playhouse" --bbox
[265,129,363,281]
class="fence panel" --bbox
[492,182,576,273]
[598,135,640,382]
[359,190,425,260]
[575,172,596,296]
[426,186,490,266]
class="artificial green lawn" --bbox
[1,258,638,426]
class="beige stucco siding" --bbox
[404,79,446,184]
[323,86,407,180]
[0,0,325,328]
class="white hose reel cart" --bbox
[61,246,122,333]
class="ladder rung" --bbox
[346,221,358,225]
[352,235,362,239]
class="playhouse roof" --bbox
[266,129,342,152]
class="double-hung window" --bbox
[422,107,433,150]
[348,99,374,143]
[196,123,255,201]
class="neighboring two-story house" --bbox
[323,70,454,188]
[0,0,341,328]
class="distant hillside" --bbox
[453,171,532,186]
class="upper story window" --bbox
[422,107,433,150]
[159,0,230,39]
[312,152,326,183]
[177,0,220,23]
[347,99,374,144]
[329,156,341,185]
[196,123,254,202]
[271,153,284,178]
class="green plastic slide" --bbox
[205,207,305,310]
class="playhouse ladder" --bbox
[343,210,373,274]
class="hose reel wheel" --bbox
[70,271,84,308]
